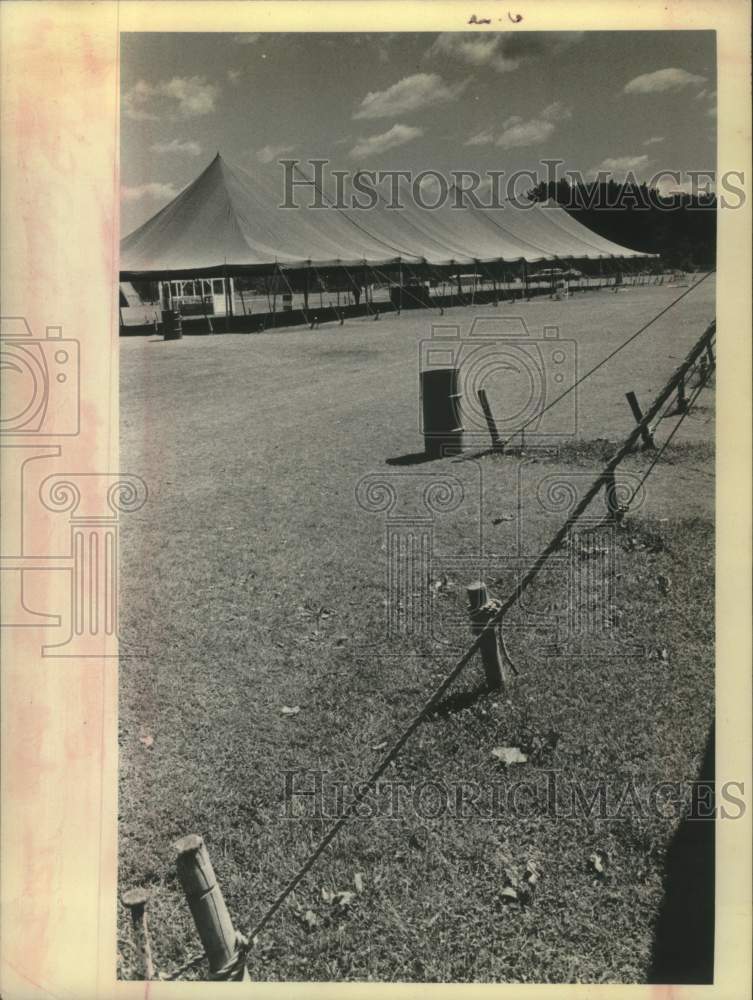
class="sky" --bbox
[120,31,716,236]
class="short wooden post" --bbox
[122,888,155,981]
[467,581,504,689]
[676,375,688,413]
[174,834,250,981]
[625,391,655,449]
[477,388,502,451]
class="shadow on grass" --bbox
[430,681,489,719]
[386,452,435,466]
[649,721,715,984]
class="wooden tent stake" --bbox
[625,391,656,449]
[174,834,250,981]
[467,581,505,689]
[121,888,155,981]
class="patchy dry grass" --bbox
[119,283,714,982]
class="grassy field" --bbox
[118,279,715,982]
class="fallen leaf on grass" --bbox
[372,741,388,752]
[281,705,301,716]
[589,849,610,878]
[491,746,528,766]
[524,860,540,884]
[302,909,319,930]
[519,861,540,902]
[332,891,356,909]
[660,647,670,664]
[657,574,672,595]
[500,886,519,903]
[432,574,455,597]
[321,888,356,911]
[139,734,154,749]
[354,873,365,894]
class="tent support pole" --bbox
[278,262,310,328]
[362,264,372,317]
[200,278,213,334]
[223,268,231,331]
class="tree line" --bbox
[527,178,716,271]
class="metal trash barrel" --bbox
[421,368,463,458]
[163,309,183,340]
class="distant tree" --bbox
[527,177,716,271]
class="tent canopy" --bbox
[120,154,653,278]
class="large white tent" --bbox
[121,154,652,279]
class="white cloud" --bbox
[642,136,665,146]
[428,34,518,72]
[467,102,572,150]
[121,182,178,203]
[353,73,467,119]
[123,76,219,121]
[227,69,242,85]
[122,80,160,121]
[256,144,297,163]
[150,139,202,156]
[540,101,572,122]
[349,123,423,159]
[496,118,555,149]
[655,175,715,197]
[163,76,218,116]
[590,154,650,175]
[623,67,706,94]
[465,128,496,146]
[426,32,583,73]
